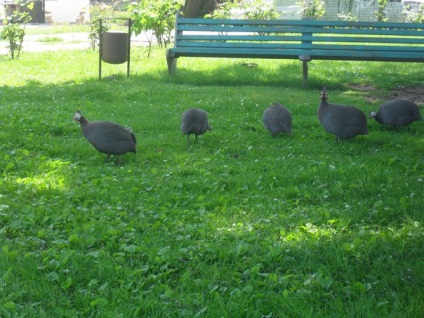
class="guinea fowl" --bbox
[369,99,422,128]
[181,108,211,142]
[73,111,136,163]
[263,103,292,136]
[318,87,368,141]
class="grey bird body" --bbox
[74,111,136,160]
[181,108,211,142]
[263,103,292,136]
[369,99,422,127]
[318,88,368,140]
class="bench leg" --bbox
[166,49,177,76]
[302,60,308,86]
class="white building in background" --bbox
[1,0,90,23]
[45,0,89,24]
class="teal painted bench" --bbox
[166,15,424,84]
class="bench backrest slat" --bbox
[178,17,424,29]
[178,25,423,36]
[177,26,424,39]
[176,40,424,51]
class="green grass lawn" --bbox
[0,45,423,317]
[24,24,91,35]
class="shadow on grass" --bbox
[159,58,424,92]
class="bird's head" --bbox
[320,87,327,100]
[369,111,377,118]
[73,111,82,122]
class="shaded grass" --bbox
[0,46,423,317]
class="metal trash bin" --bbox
[99,18,131,79]
[101,31,129,64]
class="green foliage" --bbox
[0,40,423,317]
[88,2,118,50]
[205,0,278,20]
[24,24,91,35]
[1,0,33,59]
[89,18,109,51]
[297,0,325,20]
[36,36,64,43]
[337,11,358,22]
[127,0,180,56]
[205,1,240,19]
[1,23,26,59]
[403,3,424,23]
[242,0,279,20]
[376,0,388,22]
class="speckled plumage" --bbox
[74,111,136,160]
[263,103,292,136]
[318,88,368,140]
[181,108,211,142]
[369,99,422,128]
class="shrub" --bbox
[297,0,325,20]
[242,0,279,20]
[127,0,180,57]
[88,1,118,50]
[403,3,424,23]
[204,1,240,19]
[337,11,358,21]
[376,0,388,22]
[205,0,278,20]
[1,0,33,59]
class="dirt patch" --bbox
[389,86,424,104]
[348,84,424,105]
[348,83,378,92]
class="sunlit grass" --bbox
[36,36,64,43]
[25,23,91,35]
[0,42,423,317]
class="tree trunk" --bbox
[183,0,217,18]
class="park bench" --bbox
[166,14,424,84]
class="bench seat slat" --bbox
[170,46,424,60]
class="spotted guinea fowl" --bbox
[369,99,422,128]
[73,111,136,163]
[318,87,368,141]
[263,103,292,136]
[181,108,211,142]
